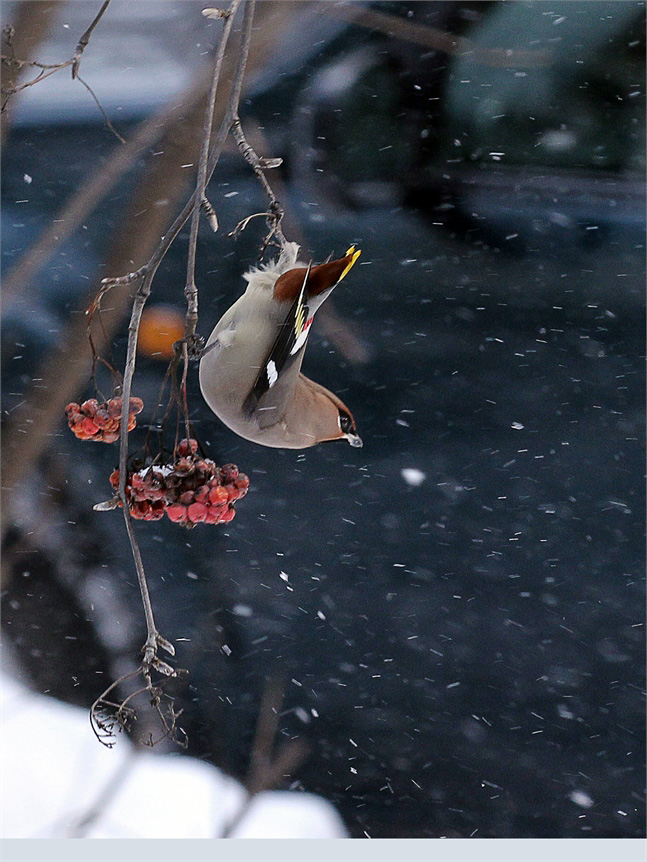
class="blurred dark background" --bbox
[2,0,645,838]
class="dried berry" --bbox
[106,439,247,527]
[66,396,145,443]
[177,437,199,457]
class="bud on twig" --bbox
[202,8,230,19]
[258,157,283,170]
[94,497,120,511]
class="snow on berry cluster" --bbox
[109,438,249,527]
[65,397,144,443]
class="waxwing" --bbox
[199,242,362,449]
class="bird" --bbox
[199,242,362,450]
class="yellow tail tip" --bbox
[340,247,361,281]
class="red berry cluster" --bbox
[109,438,249,528]
[65,397,144,443]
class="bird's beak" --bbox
[345,432,363,448]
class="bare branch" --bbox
[2,1,110,97]
[72,0,111,79]
[1,1,115,138]
[120,496,172,672]
[230,116,286,248]
[229,210,274,239]
[184,0,242,342]
[3,57,73,97]
[75,73,125,144]
[90,665,187,749]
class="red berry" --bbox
[220,507,236,523]
[177,438,198,457]
[94,408,110,429]
[130,500,148,519]
[81,399,99,415]
[212,502,228,520]
[149,500,166,520]
[166,504,187,523]
[81,416,99,436]
[221,464,239,482]
[107,397,123,418]
[188,502,208,523]
[195,485,210,503]
[175,457,192,474]
[224,483,240,502]
[204,506,221,524]
[209,485,228,505]
[129,397,144,415]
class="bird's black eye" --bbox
[339,410,354,433]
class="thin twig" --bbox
[115,274,179,672]
[1,1,119,144]
[121,501,175,675]
[1,0,112,101]
[72,0,111,79]
[229,115,285,249]
[90,665,187,748]
[76,73,125,144]
[101,0,288,302]
[184,0,241,343]
[229,210,274,239]
[1,56,69,71]
[2,58,73,96]
[181,343,191,440]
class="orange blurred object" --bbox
[138,305,185,359]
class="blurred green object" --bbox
[438,1,645,173]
